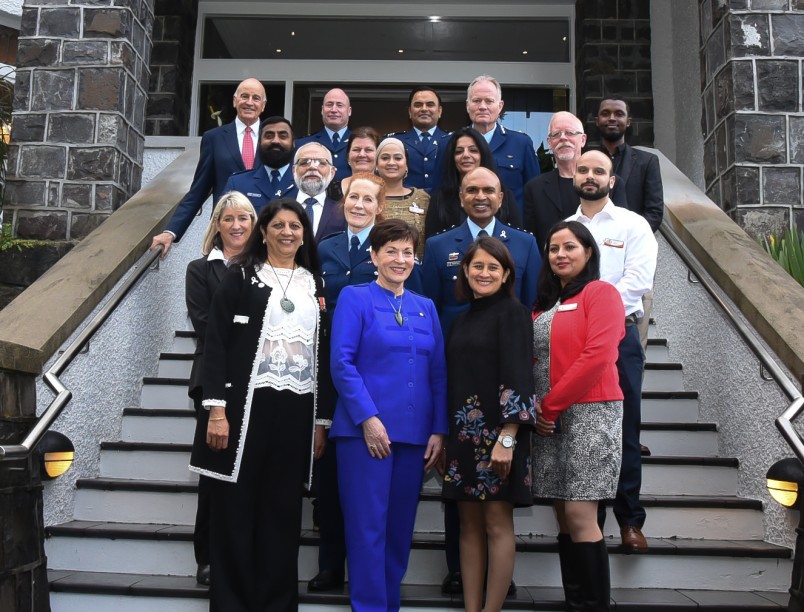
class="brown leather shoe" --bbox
[620,526,648,552]
[640,444,651,456]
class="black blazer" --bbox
[609,143,664,232]
[185,256,227,404]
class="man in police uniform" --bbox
[297,88,352,179]
[466,75,540,217]
[224,117,298,211]
[422,166,540,594]
[389,86,451,193]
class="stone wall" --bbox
[145,0,196,136]
[3,0,155,241]
[699,0,804,238]
[575,0,655,145]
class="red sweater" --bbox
[534,280,625,422]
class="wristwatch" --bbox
[497,434,516,449]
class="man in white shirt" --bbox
[567,150,658,553]
[292,143,346,243]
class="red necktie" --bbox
[242,126,254,170]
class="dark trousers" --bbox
[209,388,313,612]
[600,323,646,528]
[192,395,210,566]
[443,500,461,573]
[314,438,347,574]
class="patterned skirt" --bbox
[531,400,623,500]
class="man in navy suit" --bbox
[291,142,346,243]
[296,88,352,179]
[224,116,297,211]
[466,75,540,217]
[388,87,451,193]
[151,78,266,255]
[422,166,540,594]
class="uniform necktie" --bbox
[477,229,489,238]
[349,235,361,268]
[332,132,340,146]
[242,126,254,170]
[305,197,317,225]
[421,131,431,144]
[270,169,281,194]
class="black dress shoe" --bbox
[640,444,651,456]
[196,564,210,586]
[507,580,517,597]
[307,570,345,592]
[441,571,462,594]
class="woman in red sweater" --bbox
[532,220,625,611]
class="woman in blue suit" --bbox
[309,172,384,592]
[330,218,448,612]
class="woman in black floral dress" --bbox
[441,236,537,612]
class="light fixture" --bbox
[766,457,804,611]
[398,49,404,54]
[563,36,568,41]
[38,431,75,480]
[291,31,295,36]
[276,49,282,53]
[522,50,528,55]
[429,16,441,23]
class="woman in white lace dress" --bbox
[189,198,334,612]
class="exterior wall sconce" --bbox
[767,457,804,612]
[38,431,75,480]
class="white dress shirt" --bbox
[567,199,657,317]
[296,191,326,235]
[235,117,259,160]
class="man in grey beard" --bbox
[292,142,346,243]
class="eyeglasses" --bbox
[547,130,584,140]
[295,158,332,168]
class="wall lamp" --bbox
[767,457,804,612]
[38,431,75,480]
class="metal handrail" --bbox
[660,221,804,462]
[0,247,163,461]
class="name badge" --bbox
[233,315,250,324]
[557,303,578,312]
[409,204,425,215]
[603,238,624,248]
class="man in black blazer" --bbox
[224,116,298,210]
[523,111,588,252]
[151,78,266,255]
[292,142,346,243]
[596,97,664,233]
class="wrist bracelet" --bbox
[209,416,226,421]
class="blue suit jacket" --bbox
[297,128,352,179]
[391,127,451,194]
[319,232,377,308]
[167,121,261,241]
[485,124,541,218]
[329,282,448,444]
[224,166,296,213]
[422,220,541,339]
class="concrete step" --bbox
[120,408,196,443]
[640,423,718,456]
[48,570,789,611]
[642,392,699,423]
[642,363,683,392]
[171,330,196,353]
[645,338,670,363]
[72,473,758,541]
[45,523,790,591]
[140,377,193,409]
[156,353,194,378]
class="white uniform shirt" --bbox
[296,191,326,235]
[567,199,657,317]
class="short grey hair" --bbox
[294,142,333,164]
[467,75,502,102]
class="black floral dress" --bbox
[442,293,537,506]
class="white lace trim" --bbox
[202,398,226,409]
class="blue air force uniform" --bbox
[389,127,451,193]
[484,124,541,218]
[297,128,352,179]
[421,218,541,339]
[223,165,296,213]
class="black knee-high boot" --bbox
[572,539,610,611]
[557,533,584,611]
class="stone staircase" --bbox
[46,327,794,611]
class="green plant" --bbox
[762,227,804,288]
[0,223,49,252]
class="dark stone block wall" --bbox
[699,0,804,238]
[575,0,655,146]
[145,0,197,136]
[3,1,155,241]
